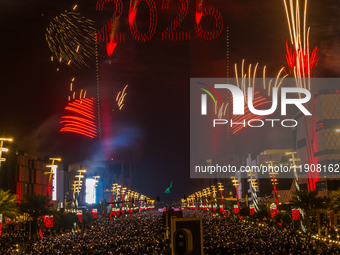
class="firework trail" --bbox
[46,12,97,68]
[116,85,128,110]
[196,0,203,24]
[106,18,120,56]
[62,78,95,138]
[60,98,98,138]
[129,0,138,25]
[282,0,319,232]
[234,59,288,97]
[67,77,87,101]
[283,0,319,91]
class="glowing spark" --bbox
[106,16,120,56]
[70,83,73,91]
[196,0,203,24]
[234,60,288,96]
[283,0,319,92]
[116,85,128,110]
[73,5,78,10]
[46,12,96,68]
[129,0,138,25]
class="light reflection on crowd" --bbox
[1,210,339,254]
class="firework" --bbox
[234,60,288,97]
[195,0,203,24]
[129,0,138,25]
[46,12,96,68]
[67,77,87,101]
[283,0,319,90]
[116,85,128,110]
[60,98,98,138]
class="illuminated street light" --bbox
[0,138,13,190]
[72,167,86,209]
[286,151,306,233]
[217,182,225,210]
[248,169,259,213]
[266,160,280,211]
[111,183,118,202]
[0,138,12,162]
[45,157,61,200]
[231,176,242,219]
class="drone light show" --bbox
[95,0,224,44]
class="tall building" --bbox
[293,89,340,191]
[14,151,49,201]
[12,151,74,209]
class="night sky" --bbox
[0,0,339,203]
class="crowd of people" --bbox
[196,212,340,255]
[1,210,339,254]
[0,222,27,254]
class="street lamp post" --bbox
[231,176,242,220]
[92,174,100,205]
[266,160,280,211]
[73,167,86,209]
[217,183,224,209]
[45,157,61,201]
[0,138,13,190]
[247,169,259,212]
[286,151,306,233]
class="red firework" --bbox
[286,40,319,78]
[60,98,98,138]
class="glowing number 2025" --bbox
[161,0,190,41]
[129,0,157,42]
[96,0,124,43]
[195,0,223,40]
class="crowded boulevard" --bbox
[1,208,340,254]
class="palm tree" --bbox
[290,189,328,231]
[0,189,20,220]
[20,193,53,239]
[329,190,340,213]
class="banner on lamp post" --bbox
[292,209,300,220]
[77,210,83,222]
[270,203,279,218]
[43,215,53,228]
[92,208,98,219]
[250,204,255,215]
[0,214,2,236]
[233,204,239,214]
